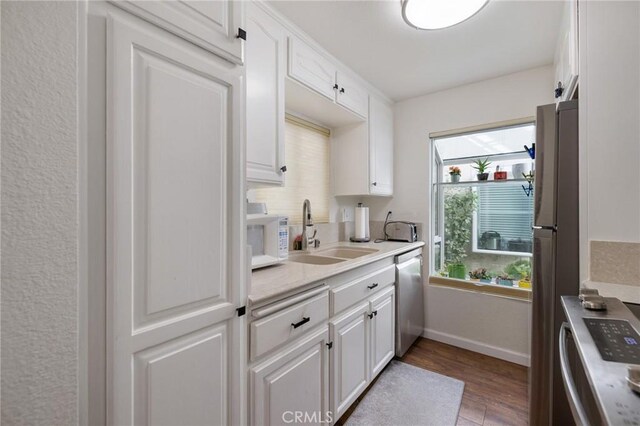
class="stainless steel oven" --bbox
[560,296,640,425]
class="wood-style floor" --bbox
[339,338,529,426]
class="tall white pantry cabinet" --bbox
[87,1,247,425]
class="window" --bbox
[250,117,330,224]
[431,121,534,292]
[473,184,534,255]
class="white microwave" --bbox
[247,214,289,270]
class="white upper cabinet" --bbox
[288,35,338,101]
[246,3,286,185]
[111,0,245,64]
[288,35,368,119]
[336,72,369,118]
[369,97,394,196]
[554,0,578,102]
[333,95,394,197]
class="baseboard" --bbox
[423,328,530,367]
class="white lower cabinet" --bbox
[249,267,397,426]
[329,302,370,420]
[250,326,331,426]
[330,286,396,421]
[370,287,396,379]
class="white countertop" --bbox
[249,240,425,306]
[583,280,640,304]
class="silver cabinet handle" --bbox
[559,322,590,426]
[532,225,557,231]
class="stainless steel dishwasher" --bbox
[395,248,424,357]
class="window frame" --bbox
[429,119,536,276]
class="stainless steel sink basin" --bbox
[288,254,346,265]
[287,247,378,265]
[316,247,378,259]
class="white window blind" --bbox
[251,118,330,224]
[476,185,533,252]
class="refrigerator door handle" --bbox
[559,322,589,426]
[532,225,557,231]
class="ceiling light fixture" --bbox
[402,0,489,30]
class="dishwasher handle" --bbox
[395,248,423,265]
[559,322,590,426]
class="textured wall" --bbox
[1,2,79,424]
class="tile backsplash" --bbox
[286,220,423,250]
[590,240,640,286]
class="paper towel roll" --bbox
[354,206,370,240]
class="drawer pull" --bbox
[291,317,310,329]
[367,283,379,290]
[368,312,374,319]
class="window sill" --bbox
[472,248,532,257]
[429,275,532,301]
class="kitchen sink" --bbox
[316,247,378,259]
[287,254,346,265]
[287,247,378,265]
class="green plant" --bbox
[449,166,461,176]
[448,263,467,279]
[505,259,531,280]
[469,268,491,280]
[444,188,477,265]
[472,158,492,174]
[496,273,512,280]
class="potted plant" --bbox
[448,263,466,280]
[517,269,531,288]
[504,259,531,280]
[469,268,492,283]
[444,188,477,279]
[505,259,531,286]
[496,274,514,286]
[472,158,491,181]
[449,166,462,183]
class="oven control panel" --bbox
[584,318,640,363]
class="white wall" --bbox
[579,1,640,274]
[1,2,80,424]
[383,66,555,363]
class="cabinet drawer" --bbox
[251,292,329,360]
[331,265,395,316]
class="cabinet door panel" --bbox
[112,0,244,64]
[251,327,330,426]
[134,325,227,426]
[336,73,368,119]
[370,287,395,379]
[246,3,286,185]
[369,97,394,195]
[288,36,337,100]
[108,15,243,425]
[330,302,369,420]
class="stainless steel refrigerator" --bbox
[529,100,580,426]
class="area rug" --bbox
[344,360,465,426]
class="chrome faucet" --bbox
[301,199,317,250]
